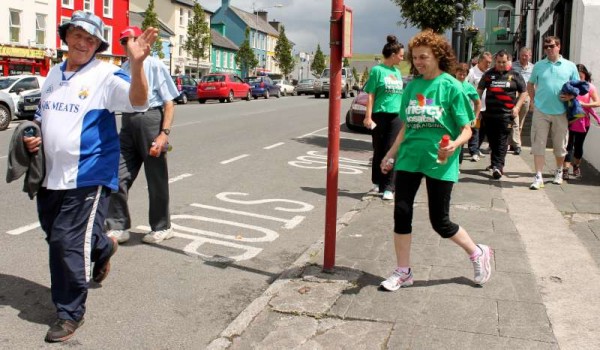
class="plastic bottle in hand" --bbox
[383,157,394,173]
[436,135,451,164]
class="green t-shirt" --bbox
[363,64,403,113]
[461,80,479,103]
[395,73,475,182]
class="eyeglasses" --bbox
[543,44,556,49]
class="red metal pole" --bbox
[323,0,344,272]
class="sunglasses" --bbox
[543,44,556,49]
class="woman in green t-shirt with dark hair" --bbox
[379,30,493,292]
[363,35,404,201]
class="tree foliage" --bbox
[361,66,369,85]
[470,33,485,60]
[351,66,358,82]
[311,44,326,76]
[391,0,479,33]
[235,28,258,77]
[273,26,295,79]
[343,57,350,67]
[184,3,211,74]
[141,0,163,59]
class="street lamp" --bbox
[168,43,174,75]
[252,2,283,74]
[452,3,465,62]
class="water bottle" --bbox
[436,135,451,165]
[23,126,37,137]
[383,157,394,173]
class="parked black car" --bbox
[17,89,41,121]
[171,75,198,104]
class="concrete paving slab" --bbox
[498,300,556,343]
[269,280,350,316]
[415,294,498,335]
[389,325,559,350]
[494,249,534,273]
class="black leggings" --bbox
[565,128,589,162]
[393,170,459,238]
[371,113,402,192]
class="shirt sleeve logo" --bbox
[78,87,90,100]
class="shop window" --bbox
[83,0,94,12]
[9,9,21,43]
[103,0,113,18]
[36,14,46,46]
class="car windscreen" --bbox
[201,75,225,83]
[0,78,19,89]
[299,79,313,84]
[246,78,262,84]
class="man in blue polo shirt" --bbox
[527,36,579,189]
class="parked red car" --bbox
[197,73,252,103]
[345,89,369,132]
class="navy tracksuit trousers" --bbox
[37,185,113,321]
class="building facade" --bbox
[210,28,240,75]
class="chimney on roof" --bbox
[269,21,281,32]
[254,10,268,22]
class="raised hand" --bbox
[126,27,158,64]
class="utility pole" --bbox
[323,0,344,272]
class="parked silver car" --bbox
[0,90,16,131]
[295,78,315,96]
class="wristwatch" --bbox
[161,128,170,135]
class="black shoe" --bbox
[93,236,118,283]
[45,318,84,342]
[492,167,503,179]
[513,147,521,155]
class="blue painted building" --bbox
[210,0,280,77]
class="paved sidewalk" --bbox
[208,148,600,350]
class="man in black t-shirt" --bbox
[477,50,528,179]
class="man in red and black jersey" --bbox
[477,50,528,179]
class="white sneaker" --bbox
[380,269,414,291]
[552,169,563,185]
[107,229,130,243]
[529,174,544,190]
[471,154,481,162]
[471,244,493,285]
[382,190,394,200]
[142,228,174,244]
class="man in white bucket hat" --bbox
[22,11,158,342]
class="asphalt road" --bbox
[0,95,374,348]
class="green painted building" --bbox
[210,28,240,75]
[483,0,517,55]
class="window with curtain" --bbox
[36,14,46,46]
[9,10,21,42]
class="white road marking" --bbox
[136,225,263,262]
[215,192,314,212]
[297,127,328,139]
[288,150,370,174]
[190,203,305,229]
[168,173,193,184]
[263,142,285,150]
[171,215,279,242]
[7,222,40,235]
[221,154,249,164]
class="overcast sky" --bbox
[202,0,423,55]
[201,0,485,55]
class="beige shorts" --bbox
[530,109,569,156]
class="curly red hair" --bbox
[408,29,456,75]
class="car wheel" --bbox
[219,99,225,103]
[0,105,10,131]
[181,93,188,104]
[341,88,348,99]
[198,99,206,104]
[292,90,297,96]
[227,90,235,103]
[253,95,258,99]
[314,93,320,98]
[265,90,270,99]
[276,90,281,98]
[345,111,358,132]
[245,91,252,101]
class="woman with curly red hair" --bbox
[380,30,493,291]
